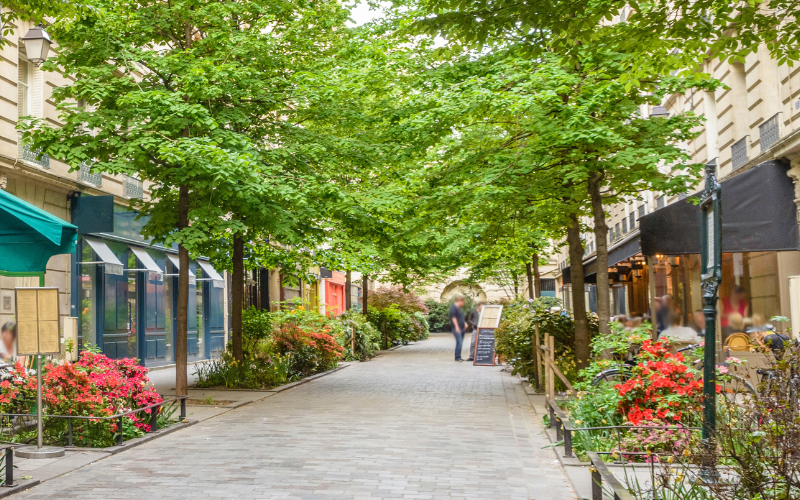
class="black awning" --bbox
[639,160,799,256]
[564,234,641,284]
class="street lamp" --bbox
[700,158,721,479]
[649,105,670,118]
[21,24,51,66]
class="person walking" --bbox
[449,296,466,361]
[466,302,485,362]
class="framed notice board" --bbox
[15,287,61,355]
[473,305,503,366]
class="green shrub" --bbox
[338,311,382,361]
[494,298,598,390]
[424,299,449,332]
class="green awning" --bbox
[0,189,78,273]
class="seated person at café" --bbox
[661,311,703,344]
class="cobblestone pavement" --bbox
[15,333,576,500]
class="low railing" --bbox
[759,112,781,153]
[546,399,701,461]
[0,396,187,447]
[587,452,636,500]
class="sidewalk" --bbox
[11,334,578,500]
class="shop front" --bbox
[72,197,225,367]
[563,160,800,338]
[639,160,800,337]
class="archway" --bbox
[439,281,487,303]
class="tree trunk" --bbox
[588,171,610,336]
[526,262,535,300]
[533,253,542,298]
[175,184,189,396]
[568,213,591,369]
[362,275,369,314]
[231,233,244,363]
[512,270,519,296]
[259,268,270,311]
[345,270,352,311]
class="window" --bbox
[638,204,646,219]
[615,223,621,239]
[657,196,666,209]
[541,279,556,292]
[629,212,636,230]
[18,58,30,117]
[622,218,628,234]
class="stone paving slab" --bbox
[11,333,577,500]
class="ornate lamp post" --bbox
[700,159,721,477]
[20,24,52,66]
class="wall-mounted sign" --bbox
[15,287,60,355]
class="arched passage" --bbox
[439,281,487,303]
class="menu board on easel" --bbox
[15,288,60,355]
[473,305,503,366]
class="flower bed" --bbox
[0,352,173,448]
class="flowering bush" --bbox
[369,286,428,314]
[0,352,165,447]
[273,323,344,376]
[614,339,707,426]
[617,419,699,462]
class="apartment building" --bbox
[557,40,800,336]
[1,19,228,366]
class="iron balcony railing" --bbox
[759,112,781,153]
[18,133,49,169]
[731,136,748,171]
[77,162,102,186]
[124,175,144,199]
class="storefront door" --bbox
[103,246,138,359]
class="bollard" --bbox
[150,404,159,432]
[68,418,73,447]
[180,398,186,420]
[591,465,601,500]
[563,428,573,458]
[5,447,13,487]
[117,416,124,445]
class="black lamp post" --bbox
[21,24,52,66]
[700,159,721,478]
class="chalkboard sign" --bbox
[473,328,496,366]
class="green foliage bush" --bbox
[337,311,382,361]
[494,298,598,389]
[425,299,450,332]
[195,304,345,389]
[367,304,430,348]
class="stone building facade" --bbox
[556,26,800,336]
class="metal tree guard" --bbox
[700,159,722,475]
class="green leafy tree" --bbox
[20,0,352,393]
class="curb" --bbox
[59,420,199,455]
[0,479,40,498]
[262,363,352,393]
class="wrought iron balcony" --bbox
[77,162,102,186]
[18,134,49,169]
[123,175,143,199]
[731,136,748,171]
[759,113,781,153]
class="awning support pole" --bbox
[646,255,657,340]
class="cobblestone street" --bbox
[14,333,576,500]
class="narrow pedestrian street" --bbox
[14,333,575,500]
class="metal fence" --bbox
[77,162,102,186]
[731,136,748,171]
[123,175,144,199]
[0,396,186,447]
[18,133,50,169]
[759,113,781,153]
